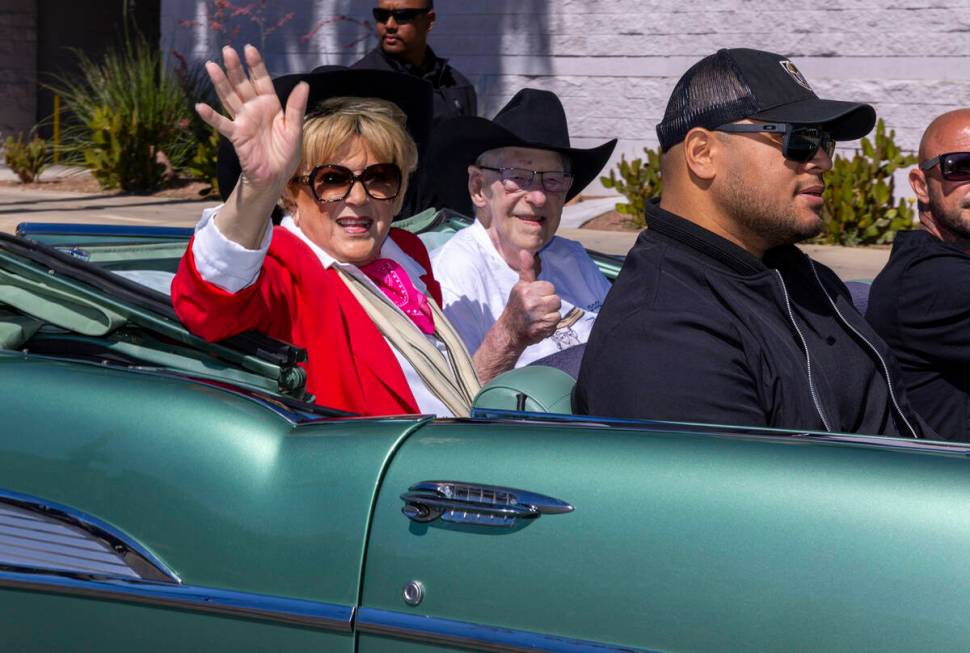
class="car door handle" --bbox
[400,481,573,528]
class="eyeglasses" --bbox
[293,163,402,203]
[476,166,574,194]
[372,7,431,23]
[715,122,836,163]
[919,152,970,182]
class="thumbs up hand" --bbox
[503,250,562,346]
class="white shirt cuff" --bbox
[191,205,273,293]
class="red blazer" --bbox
[171,227,443,416]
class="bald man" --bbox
[867,109,970,441]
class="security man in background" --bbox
[354,0,477,125]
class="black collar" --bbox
[645,202,769,275]
[379,46,447,82]
[895,228,970,257]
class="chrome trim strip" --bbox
[16,223,194,239]
[466,409,970,455]
[356,608,656,653]
[0,489,179,583]
[0,569,354,632]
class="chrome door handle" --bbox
[400,481,573,528]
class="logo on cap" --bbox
[779,59,813,92]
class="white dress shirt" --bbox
[431,220,611,368]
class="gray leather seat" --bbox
[845,280,872,314]
[527,343,585,380]
[471,365,576,414]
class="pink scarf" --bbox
[359,258,435,335]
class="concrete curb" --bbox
[560,196,621,228]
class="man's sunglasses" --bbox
[293,163,402,203]
[715,122,836,163]
[919,152,970,182]
[372,7,431,23]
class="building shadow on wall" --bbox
[165,0,551,117]
[330,0,376,64]
[448,1,553,116]
[162,0,370,72]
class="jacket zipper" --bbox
[772,270,832,432]
[807,262,919,439]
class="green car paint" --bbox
[361,420,970,652]
[3,223,970,651]
[0,352,425,651]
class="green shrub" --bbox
[4,132,48,183]
[46,34,195,192]
[171,53,220,195]
[817,119,917,246]
[599,147,663,228]
[185,128,220,195]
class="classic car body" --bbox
[1,221,970,652]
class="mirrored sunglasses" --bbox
[372,7,431,23]
[919,151,970,182]
[477,166,574,194]
[715,122,836,163]
[294,163,403,203]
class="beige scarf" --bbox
[336,269,481,417]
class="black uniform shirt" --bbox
[352,46,477,124]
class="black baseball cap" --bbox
[656,48,876,151]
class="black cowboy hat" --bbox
[217,66,434,202]
[421,88,617,209]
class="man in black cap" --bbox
[574,48,931,437]
[430,89,616,383]
[353,0,476,125]
[867,109,970,441]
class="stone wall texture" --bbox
[0,0,36,139]
[162,0,970,188]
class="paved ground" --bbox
[0,186,211,234]
[559,227,891,280]
[0,181,891,281]
[560,196,623,228]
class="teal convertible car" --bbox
[2,218,970,652]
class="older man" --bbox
[353,0,476,125]
[867,110,970,441]
[431,89,616,383]
[575,49,931,438]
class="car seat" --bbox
[471,365,576,415]
[845,280,872,314]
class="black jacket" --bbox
[352,46,477,125]
[575,204,931,438]
[867,230,970,441]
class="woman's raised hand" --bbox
[195,44,308,196]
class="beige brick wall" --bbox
[0,0,36,140]
[162,0,970,190]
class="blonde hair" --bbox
[282,96,418,214]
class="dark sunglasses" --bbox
[372,7,431,23]
[715,122,836,163]
[919,151,970,182]
[294,163,402,203]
